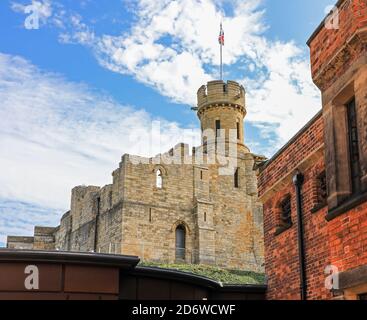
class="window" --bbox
[175,225,186,260]
[280,196,292,226]
[215,120,221,137]
[234,168,239,188]
[204,212,207,222]
[317,171,328,205]
[156,169,163,189]
[149,208,152,223]
[203,136,208,154]
[359,293,367,300]
[347,98,361,194]
[236,121,240,140]
[200,171,203,180]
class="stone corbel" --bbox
[323,102,353,209]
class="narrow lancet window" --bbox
[156,169,163,189]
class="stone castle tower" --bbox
[7,80,265,272]
[197,80,246,153]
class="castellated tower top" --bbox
[197,80,246,116]
[196,80,248,150]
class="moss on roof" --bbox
[139,262,265,285]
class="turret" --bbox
[196,80,247,152]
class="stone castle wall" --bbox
[7,80,265,273]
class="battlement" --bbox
[197,80,245,110]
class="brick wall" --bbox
[308,0,367,90]
[259,113,327,299]
[258,113,324,198]
[260,112,367,298]
[261,0,367,298]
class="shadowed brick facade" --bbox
[7,80,265,272]
[260,0,367,300]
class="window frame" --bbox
[156,169,163,189]
[234,168,239,188]
[280,195,292,226]
[346,97,361,195]
[215,119,221,138]
[275,194,293,236]
[175,225,186,261]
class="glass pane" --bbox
[175,227,185,260]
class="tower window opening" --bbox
[149,208,152,223]
[200,171,203,180]
[175,225,186,260]
[223,84,227,93]
[203,136,208,154]
[234,168,239,188]
[156,169,163,189]
[216,120,221,137]
[204,212,207,222]
[236,121,240,140]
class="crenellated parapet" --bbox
[197,80,246,117]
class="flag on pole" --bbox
[218,23,224,46]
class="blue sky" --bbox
[0,0,334,246]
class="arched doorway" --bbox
[175,225,186,261]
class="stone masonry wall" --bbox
[7,80,265,274]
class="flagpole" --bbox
[220,39,223,80]
[219,22,223,80]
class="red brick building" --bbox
[259,0,367,300]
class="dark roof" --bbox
[0,250,267,293]
[0,249,139,269]
[133,266,267,292]
[134,266,222,289]
[307,0,346,46]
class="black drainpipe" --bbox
[93,197,101,253]
[293,171,307,300]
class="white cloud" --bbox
[11,0,53,26]
[3,1,324,243]
[9,0,321,151]
[55,0,265,105]
[56,0,321,150]
[0,53,199,214]
[0,200,60,245]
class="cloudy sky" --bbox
[0,0,333,246]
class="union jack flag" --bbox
[218,23,224,46]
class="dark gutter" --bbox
[293,172,307,300]
[0,249,140,269]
